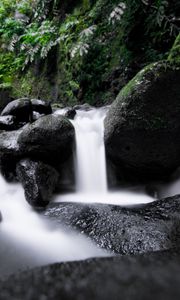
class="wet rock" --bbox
[16,159,59,207]
[0,116,17,131]
[32,111,44,121]
[1,249,180,300]
[74,103,93,111]
[31,99,52,115]
[17,114,75,166]
[0,115,75,187]
[0,129,24,181]
[104,62,180,182]
[44,195,180,254]
[65,108,76,120]
[1,98,31,123]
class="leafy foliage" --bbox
[0,0,179,105]
[108,2,126,24]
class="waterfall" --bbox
[0,105,154,277]
[55,107,154,206]
[72,108,107,193]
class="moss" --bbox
[11,70,53,101]
[119,62,161,100]
[117,59,178,102]
[114,60,180,130]
[51,103,64,109]
[168,34,180,67]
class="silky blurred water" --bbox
[2,106,178,279]
[0,176,106,278]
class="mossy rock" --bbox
[168,34,180,67]
[104,61,180,182]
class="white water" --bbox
[72,108,107,193]
[55,107,154,206]
[0,106,162,278]
[0,176,106,278]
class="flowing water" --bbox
[55,107,154,206]
[72,108,107,193]
[0,176,106,278]
[1,106,178,279]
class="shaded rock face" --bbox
[1,249,180,300]
[17,114,75,166]
[104,62,180,182]
[31,99,52,115]
[1,98,52,128]
[65,108,76,120]
[0,114,75,200]
[74,103,93,111]
[44,195,180,255]
[1,98,31,123]
[0,129,24,181]
[0,116,17,131]
[16,159,59,207]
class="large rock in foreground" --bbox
[1,249,180,300]
[18,114,75,166]
[105,62,180,181]
[16,159,59,207]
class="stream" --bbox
[0,107,178,279]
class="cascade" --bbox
[55,107,154,206]
[0,106,157,278]
[72,108,107,193]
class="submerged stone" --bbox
[65,108,76,120]
[16,159,59,207]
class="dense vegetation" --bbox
[0,0,179,106]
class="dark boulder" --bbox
[0,115,75,186]
[0,129,24,181]
[1,249,180,300]
[74,103,93,111]
[44,195,180,254]
[31,99,52,115]
[32,111,44,121]
[0,211,2,222]
[16,159,59,207]
[1,98,31,123]
[104,62,180,182]
[65,108,76,120]
[0,116,17,131]
[17,114,75,166]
